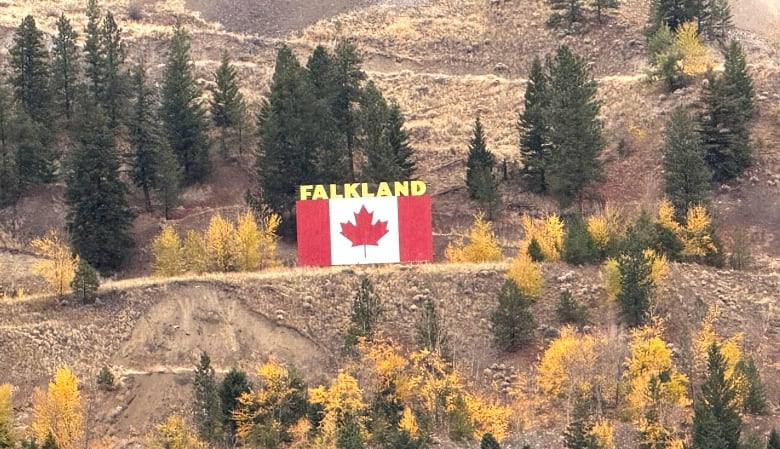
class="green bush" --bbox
[563,215,599,265]
[527,237,545,262]
[97,366,115,391]
[555,290,588,328]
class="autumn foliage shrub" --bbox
[445,212,502,263]
[518,214,564,261]
[30,229,79,297]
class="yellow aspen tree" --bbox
[182,230,207,273]
[464,393,511,442]
[445,212,502,263]
[309,371,366,449]
[680,205,717,257]
[32,366,84,449]
[0,383,14,445]
[151,224,184,277]
[409,349,464,424]
[258,212,281,269]
[590,419,616,449]
[656,198,681,234]
[587,215,610,251]
[236,211,261,271]
[30,229,79,297]
[693,305,742,378]
[518,214,564,261]
[643,249,669,286]
[358,338,415,403]
[399,407,419,437]
[604,258,621,300]
[204,214,241,272]
[146,414,206,449]
[587,202,625,251]
[674,22,711,75]
[536,327,597,417]
[506,252,543,297]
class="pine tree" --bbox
[663,106,711,220]
[155,145,181,220]
[415,296,449,358]
[13,111,55,187]
[616,242,654,328]
[466,116,498,216]
[96,12,128,127]
[518,56,549,194]
[160,21,211,185]
[490,279,536,352]
[481,433,501,449]
[331,41,366,181]
[336,414,364,449]
[700,41,753,182]
[70,258,99,303]
[345,277,383,349]
[83,0,103,96]
[360,82,416,182]
[545,46,605,209]
[51,14,80,123]
[65,100,134,274]
[768,429,780,449]
[219,368,252,439]
[193,352,224,445]
[210,51,245,158]
[563,419,600,449]
[0,89,20,206]
[256,45,319,224]
[591,0,619,23]
[734,357,767,415]
[691,343,741,449]
[647,0,697,36]
[549,0,584,27]
[10,15,50,124]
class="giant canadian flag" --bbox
[296,181,433,266]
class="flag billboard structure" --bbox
[296,181,433,266]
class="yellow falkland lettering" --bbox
[300,185,314,201]
[394,181,409,196]
[344,183,359,198]
[376,182,392,197]
[312,185,328,200]
[329,184,344,199]
[360,183,374,198]
[411,180,427,196]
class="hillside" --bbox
[0,0,779,446]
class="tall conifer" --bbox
[51,14,81,123]
[210,51,245,158]
[160,21,211,185]
[518,56,549,193]
[466,115,498,216]
[10,15,50,124]
[663,106,711,220]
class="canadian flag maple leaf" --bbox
[340,205,389,256]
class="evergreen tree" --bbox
[465,116,498,216]
[591,0,619,23]
[129,60,173,213]
[691,343,741,449]
[563,419,600,449]
[709,0,733,40]
[96,12,128,127]
[210,51,245,158]
[155,145,181,220]
[481,433,501,449]
[336,414,364,449]
[0,89,20,205]
[10,15,50,124]
[51,14,81,123]
[256,45,319,224]
[490,279,536,352]
[700,42,753,182]
[545,46,605,209]
[65,100,134,274]
[415,296,449,358]
[160,21,211,185]
[518,56,549,194]
[549,0,584,27]
[219,368,252,439]
[734,357,767,414]
[344,277,383,349]
[663,106,711,220]
[40,434,57,449]
[562,214,599,265]
[616,242,654,328]
[71,258,99,303]
[556,289,589,328]
[83,0,103,95]
[647,0,696,36]
[193,352,224,445]
[331,41,366,181]
[360,82,416,182]
[768,428,780,449]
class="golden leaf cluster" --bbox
[30,229,79,297]
[603,258,621,301]
[536,327,596,398]
[32,366,84,449]
[674,22,711,75]
[590,419,616,449]
[506,252,543,297]
[151,210,281,276]
[693,305,743,378]
[446,212,502,263]
[0,383,13,441]
[587,202,624,250]
[518,213,564,261]
[146,414,206,449]
[657,199,718,257]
